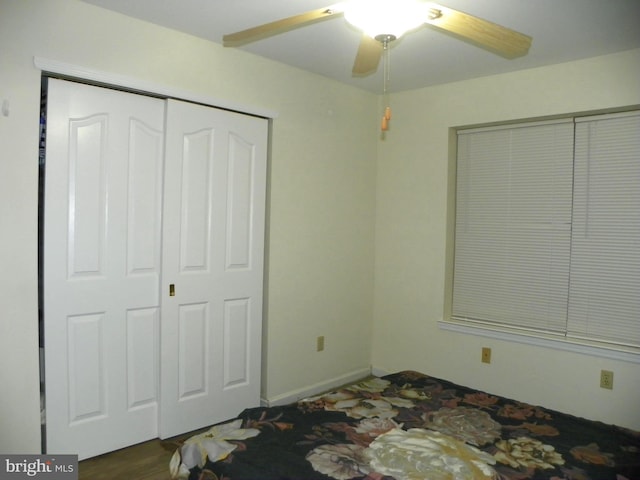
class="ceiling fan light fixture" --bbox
[344,0,428,39]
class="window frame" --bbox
[441,109,640,364]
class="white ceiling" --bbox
[82,0,640,93]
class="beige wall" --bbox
[372,48,640,430]
[0,0,376,453]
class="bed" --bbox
[170,370,640,480]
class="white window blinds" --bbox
[567,111,640,347]
[452,112,640,349]
[453,120,574,333]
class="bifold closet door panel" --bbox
[44,78,164,460]
[159,99,268,439]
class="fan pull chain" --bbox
[381,38,392,132]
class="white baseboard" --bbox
[370,366,391,377]
[262,367,373,407]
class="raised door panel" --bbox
[226,133,255,270]
[223,298,251,388]
[178,303,209,399]
[127,120,164,276]
[126,307,159,409]
[68,115,107,277]
[67,313,106,423]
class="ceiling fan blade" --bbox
[223,4,346,47]
[425,3,532,59]
[352,35,383,75]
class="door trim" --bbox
[33,56,278,120]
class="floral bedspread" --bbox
[171,371,640,480]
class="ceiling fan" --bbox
[222,0,533,76]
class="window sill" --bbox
[438,320,640,364]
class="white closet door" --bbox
[44,79,164,459]
[159,99,267,438]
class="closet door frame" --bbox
[37,58,273,457]
[34,57,277,120]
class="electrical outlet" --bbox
[600,370,614,390]
[316,336,325,352]
[481,347,491,364]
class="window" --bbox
[447,111,640,355]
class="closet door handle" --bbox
[169,284,175,297]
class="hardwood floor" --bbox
[78,428,207,480]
